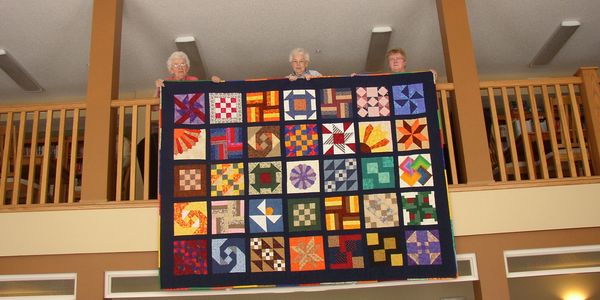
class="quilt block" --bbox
[160,73,455,289]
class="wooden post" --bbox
[80,0,122,202]
[574,67,600,175]
[436,0,494,184]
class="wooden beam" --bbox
[437,0,494,184]
[80,0,122,202]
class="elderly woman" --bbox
[155,51,221,96]
[386,48,438,82]
[287,48,322,81]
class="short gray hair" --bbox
[289,48,310,63]
[166,51,190,69]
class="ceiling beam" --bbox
[0,49,44,92]
[364,26,392,73]
[175,36,207,80]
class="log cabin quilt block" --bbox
[159,73,456,289]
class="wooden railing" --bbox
[0,103,86,206]
[481,78,593,181]
[1,69,598,208]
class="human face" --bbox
[169,58,189,80]
[290,53,308,76]
[388,53,407,73]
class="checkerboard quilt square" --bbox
[327,234,365,269]
[324,195,361,230]
[393,84,426,115]
[398,154,434,187]
[320,88,353,119]
[323,158,358,192]
[174,201,208,236]
[361,156,396,190]
[211,238,246,274]
[211,200,245,234]
[288,197,321,232]
[284,123,318,157]
[358,121,393,153]
[405,230,442,265]
[322,122,356,155]
[249,198,284,233]
[356,86,390,117]
[366,231,403,267]
[210,92,243,123]
[401,191,437,225]
[173,239,208,275]
[246,90,280,123]
[363,193,400,229]
[396,117,429,151]
[210,163,245,196]
[248,161,283,195]
[174,128,206,160]
[283,89,317,120]
[250,237,286,272]
[173,164,207,198]
[247,126,281,158]
[210,127,243,160]
[286,160,320,194]
[289,236,326,272]
[174,93,205,124]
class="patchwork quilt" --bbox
[159,72,456,289]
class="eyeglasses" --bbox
[171,63,188,68]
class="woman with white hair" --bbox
[286,48,322,81]
[154,51,223,96]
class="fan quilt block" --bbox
[160,72,455,289]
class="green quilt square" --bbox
[361,156,396,190]
[287,198,322,232]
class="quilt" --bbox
[159,72,456,289]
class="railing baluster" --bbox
[555,84,577,177]
[40,110,53,203]
[439,89,458,184]
[541,85,563,178]
[0,112,13,205]
[27,111,40,204]
[514,86,536,179]
[567,84,591,176]
[67,109,81,203]
[487,87,507,181]
[129,105,138,201]
[527,85,549,179]
[12,112,27,204]
[115,106,125,201]
[53,109,67,203]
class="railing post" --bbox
[436,0,494,184]
[575,67,600,175]
[80,0,122,202]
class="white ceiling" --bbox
[0,0,599,104]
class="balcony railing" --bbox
[1,69,599,208]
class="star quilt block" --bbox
[283,89,317,120]
[248,161,283,195]
[288,197,322,232]
[398,154,434,187]
[210,127,243,160]
[211,238,246,274]
[249,198,284,233]
[401,191,437,226]
[174,93,205,125]
[363,193,400,229]
[289,236,326,272]
[247,126,281,158]
[250,237,286,272]
[173,128,206,160]
[322,122,356,155]
[393,84,425,115]
[324,195,361,231]
[211,200,245,234]
[320,88,353,119]
[173,201,208,236]
[286,160,320,194]
[173,164,207,198]
[247,90,280,123]
[210,92,243,124]
[356,86,391,117]
[358,121,393,153]
[361,156,396,190]
[396,117,429,151]
[284,123,319,157]
[323,158,358,192]
[327,234,365,269]
[210,163,245,196]
[405,230,442,265]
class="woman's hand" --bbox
[155,79,164,88]
[211,75,222,83]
